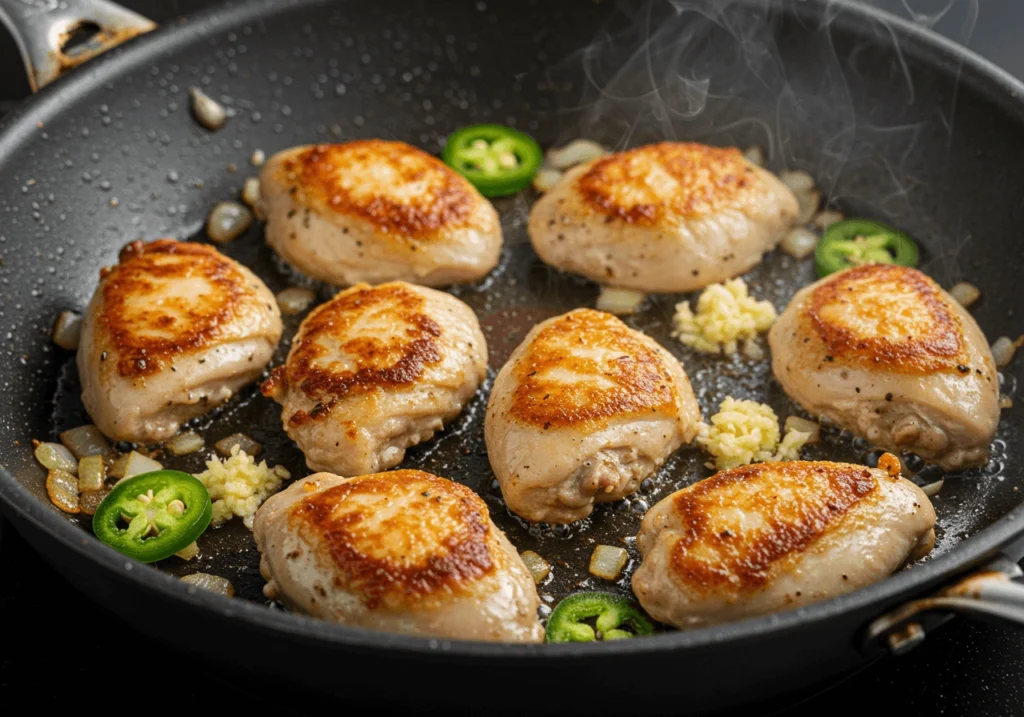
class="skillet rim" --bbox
[1,0,1023,659]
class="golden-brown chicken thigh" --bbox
[632,457,936,629]
[261,140,502,287]
[253,469,543,642]
[769,264,999,471]
[77,239,281,443]
[485,309,701,524]
[528,142,798,293]
[262,281,487,476]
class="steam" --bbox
[539,0,979,283]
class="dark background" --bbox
[1,1,1022,714]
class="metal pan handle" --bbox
[864,556,1024,655]
[0,0,155,92]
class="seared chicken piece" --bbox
[254,469,544,642]
[769,265,999,471]
[262,281,486,476]
[78,239,281,443]
[528,142,798,293]
[633,456,936,629]
[485,309,701,524]
[261,140,502,287]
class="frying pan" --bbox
[1,0,1023,713]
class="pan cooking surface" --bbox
[3,0,1024,622]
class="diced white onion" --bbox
[276,287,317,316]
[52,311,82,350]
[34,441,78,475]
[167,431,205,456]
[812,210,844,231]
[742,145,765,167]
[111,451,163,482]
[921,479,944,497]
[206,201,253,244]
[78,488,109,516]
[532,168,564,193]
[175,542,200,561]
[548,139,607,170]
[250,149,266,166]
[779,170,816,193]
[950,282,981,308]
[189,87,226,130]
[181,573,235,597]
[991,335,1024,368]
[1000,395,1013,410]
[60,425,113,459]
[596,287,646,316]
[215,433,262,457]
[784,416,821,444]
[589,545,628,581]
[46,468,80,513]
[795,189,821,226]
[520,551,550,584]
[241,177,261,209]
[77,455,106,492]
[780,227,818,259]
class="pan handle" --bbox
[863,556,1024,655]
[0,0,155,92]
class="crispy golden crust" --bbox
[668,461,880,592]
[273,140,479,238]
[806,265,967,374]
[575,142,759,224]
[508,309,679,429]
[289,470,495,608]
[261,282,442,427]
[97,239,262,379]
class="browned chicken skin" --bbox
[528,142,798,292]
[633,456,936,629]
[77,239,282,443]
[261,141,502,287]
[262,281,487,476]
[769,264,999,470]
[486,309,701,523]
[253,469,544,642]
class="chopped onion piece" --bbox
[175,542,200,561]
[532,168,564,193]
[780,227,818,259]
[189,87,226,130]
[79,488,110,516]
[167,431,205,456]
[34,441,78,475]
[520,551,550,584]
[60,424,113,459]
[276,287,317,316]
[1000,395,1013,410]
[794,189,821,226]
[52,311,82,350]
[596,287,646,315]
[779,170,816,193]
[181,573,235,597]
[111,451,163,482]
[46,468,80,513]
[215,433,262,458]
[589,545,628,581]
[206,201,253,244]
[991,335,1024,368]
[77,455,106,492]
[742,145,765,167]
[950,282,981,308]
[812,209,844,231]
[784,416,821,444]
[548,139,607,170]
[920,478,944,498]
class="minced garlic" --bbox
[697,397,812,471]
[672,278,776,355]
[195,445,290,529]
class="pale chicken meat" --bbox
[262,281,487,476]
[528,142,798,293]
[485,309,701,524]
[633,456,936,629]
[261,140,502,287]
[253,469,544,642]
[769,264,999,471]
[78,239,281,443]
